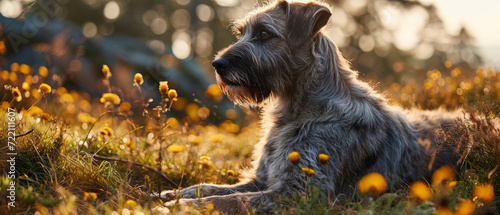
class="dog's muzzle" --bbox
[213,57,239,86]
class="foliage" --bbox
[0,57,498,214]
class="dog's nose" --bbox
[212,58,229,71]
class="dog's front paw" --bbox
[164,198,203,211]
[160,186,200,201]
[164,196,245,214]
[158,190,177,202]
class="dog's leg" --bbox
[164,190,278,213]
[160,179,266,200]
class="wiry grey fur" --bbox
[160,0,460,213]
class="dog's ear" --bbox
[278,0,289,13]
[282,2,331,50]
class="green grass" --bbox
[0,65,499,214]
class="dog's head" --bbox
[212,0,332,107]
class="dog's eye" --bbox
[260,31,271,39]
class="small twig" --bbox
[2,129,35,140]
[15,129,34,138]
[84,152,178,187]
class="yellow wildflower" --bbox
[57,87,67,95]
[357,172,387,195]
[102,64,111,78]
[99,127,113,137]
[159,81,169,95]
[186,103,200,122]
[11,63,19,72]
[89,192,97,201]
[40,113,52,121]
[78,113,96,124]
[79,100,91,112]
[99,129,108,136]
[456,199,475,215]
[27,106,44,117]
[198,156,211,168]
[124,199,137,208]
[168,89,178,101]
[1,101,10,109]
[1,70,8,80]
[167,117,179,128]
[318,153,329,164]
[9,71,17,82]
[39,83,52,94]
[227,170,235,176]
[205,84,223,101]
[84,192,97,201]
[31,89,41,99]
[409,181,432,201]
[205,202,214,212]
[432,165,455,187]
[125,140,135,151]
[25,75,32,84]
[444,61,452,69]
[118,102,131,112]
[210,134,224,143]
[436,207,453,215]
[288,151,300,165]
[83,192,89,201]
[301,167,315,177]
[100,93,121,105]
[19,64,30,75]
[59,94,74,103]
[188,134,202,145]
[134,73,143,85]
[39,66,49,78]
[167,145,185,154]
[144,175,151,191]
[12,88,22,102]
[473,184,494,203]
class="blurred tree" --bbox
[327,0,482,87]
[0,0,483,115]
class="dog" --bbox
[159,0,460,213]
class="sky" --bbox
[419,0,500,67]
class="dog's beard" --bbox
[215,72,258,106]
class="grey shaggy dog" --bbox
[160,0,460,213]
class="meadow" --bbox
[0,59,499,214]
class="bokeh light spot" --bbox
[82,22,98,38]
[104,1,120,20]
[0,0,22,18]
[151,18,168,35]
[196,4,215,22]
[171,9,191,30]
